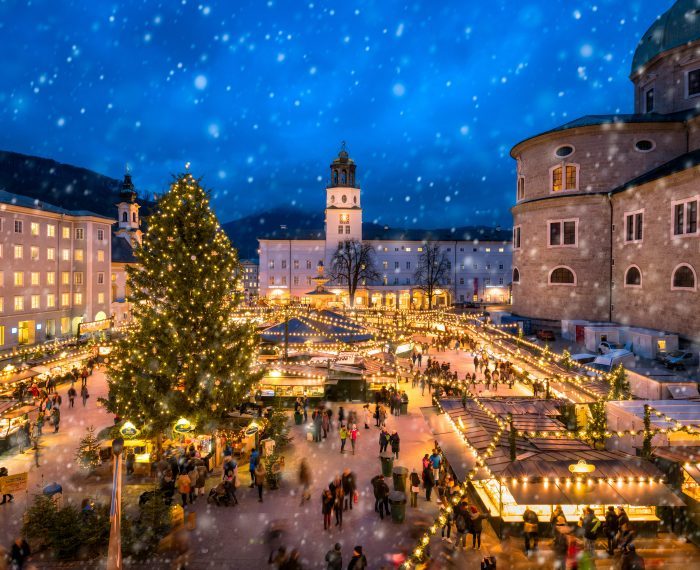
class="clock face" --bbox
[342,195,347,203]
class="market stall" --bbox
[0,403,36,450]
[0,369,40,399]
[258,371,326,405]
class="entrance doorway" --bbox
[18,320,35,345]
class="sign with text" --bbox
[0,472,28,494]
[78,318,113,335]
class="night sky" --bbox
[0,1,665,228]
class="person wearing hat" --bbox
[324,543,342,570]
[348,546,367,569]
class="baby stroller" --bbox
[207,482,235,507]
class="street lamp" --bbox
[107,437,125,570]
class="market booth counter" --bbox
[0,369,40,399]
[257,370,326,406]
[0,402,37,450]
[431,398,685,537]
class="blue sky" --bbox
[0,0,665,227]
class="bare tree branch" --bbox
[328,239,380,307]
[413,241,450,309]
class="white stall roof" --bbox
[609,400,700,429]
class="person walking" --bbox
[10,537,30,569]
[429,449,441,483]
[372,474,390,520]
[469,505,489,549]
[349,424,358,455]
[254,461,265,502]
[605,505,620,555]
[580,506,601,556]
[322,489,334,531]
[454,508,469,550]
[68,385,76,408]
[339,424,348,454]
[333,484,344,528]
[378,429,389,454]
[422,466,435,501]
[176,470,191,507]
[51,406,60,433]
[409,469,421,508]
[299,458,312,504]
[389,431,400,460]
[80,384,89,407]
[523,506,540,555]
[249,448,260,488]
[362,405,371,429]
[342,469,356,511]
[325,543,342,570]
[348,546,367,570]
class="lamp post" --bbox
[107,437,124,570]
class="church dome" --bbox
[632,0,700,75]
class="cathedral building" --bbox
[511,0,700,341]
[257,145,512,308]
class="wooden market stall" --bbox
[0,402,37,450]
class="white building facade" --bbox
[258,147,512,308]
[0,190,113,347]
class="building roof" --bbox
[257,228,326,240]
[0,189,111,219]
[111,235,138,263]
[362,223,511,242]
[631,0,700,75]
[611,148,700,194]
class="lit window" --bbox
[0,272,3,286]
[0,326,4,345]
[97,292,105,304]
[0,298,3,312]
[269,260,274,269]
[61,293,70,306]
[14,245,23,259]
[30,272,39,286]
[551,164,578,192]
[62,249,70,261]
[383,261,388,269]
[625,210,644,242]
[47,272,55,285]
[30,222,39,236]
[46,294,55,308]
[74,249,84,261]
[14,296,24,311]
[14,220,23,233]
[30,295,40,309]
[73,292,83,305]
[405,247,411,252]
[74,272,83,285]
[340,214,350,224]
[62,227,70,239]
[485,248,491,253]
[97,250,105,262]
[673,199,699,236]
[47,224,56,238]
[13,272,23,286]
[30,246,39,260]
[417,247,423,252]
[61,272,70,285]
[47,247,55,261]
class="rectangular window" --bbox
[14,220,23,234]
[74,292,83,305]
[47,272,55,285]
[281,260,287,269]
[345,225,350,234]
[74,272,84,285]
[645,87,654,113]
[499,277,504,285]
[97,292,105,304]
[14,296,24,311]
[673,198,699,236]
[394,261,399,269]
[0,297,3,312]
[485,278,490,285]
[61,272,70,285]
[293,260,299,270]
[338,225,343,234]
[62,227,70,239]
[30,246,39,260]
[517,177,525,200]
[625,210,644,242]
[97,272,104,284]
[268,276,275,285]
[30,222,39,236]
[688,69,700,97]
[549,219,578,247]
[293,276,299,285]
[552,167,562,192]
[565,165,577,189]
[0,244,2,258]
[62,249,70,261]
[0,271,3,286]
[306,260,312,269]
[97,250,105,262]
[269,260,274,269]
[513,226,521,249]
[97,228,105,241]
[405,247,411,252]
[47,224,56,238]
[74,249,84,261]
[14,245,23,259]
[13,272,23,286]
[383,261,388,269]
[280,276,286,285]
[46,293,55,308]
[417,247,423,252]
[75,228,84,240]
[30,272,39,286]
[486,264,491,270]
[61,317,70,334]
[459,278,464,285]
[30,295,40,309]
[499,264,504,270]
[406,261,411,269]
[47,247,55,261]
[0,326,4,346]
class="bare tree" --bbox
[414,241,451,309]
[329,239,380,307]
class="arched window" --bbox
[672,264,696,290]
[122,211,128,222]
[330,195,335,203]
[551,164,579,192]
[512,268,520,283]
[341,170,347,184]
[132,212,137,222]
[625,266,642,287]
[333,171,338,185]
[549,266,576,285]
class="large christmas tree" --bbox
[104,172,261,433]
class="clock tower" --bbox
[325,142,362,252]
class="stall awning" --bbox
[508,482,571,506]
[2,405,38,420]
[684,465,700,486]
[0,369,39,386]
[613,482,686,507]
[559,481,625,506]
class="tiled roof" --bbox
[0,189,111,219]
[111,235,138,263]
[611,148,700,194]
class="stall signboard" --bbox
[245,421,260,436]
[170,504,185,527]
[119,421,140,439]
[77,318,113,336]
[0,472,28,494]
[173,417,195,434]
[569,460,596,475]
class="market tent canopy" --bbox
[613,482,686,507]
[558,481,626,506]
[508,482,571,506]
[260,312,372,344]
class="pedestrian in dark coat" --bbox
[348,546,367,570]
[342,469,356,511]
[422,467,435,501]
[325,543,342,570]
[389,431,400,459]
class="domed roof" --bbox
[632,0,700,75]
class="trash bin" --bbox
[380,452,394,477]
[392,466,408,492]
[389,491,406,523]
[400,402,408,415]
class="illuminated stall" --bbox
[429,398,684,535]
[258,368,327,404]
[0,402,36,450]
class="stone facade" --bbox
[510,0,700,341]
